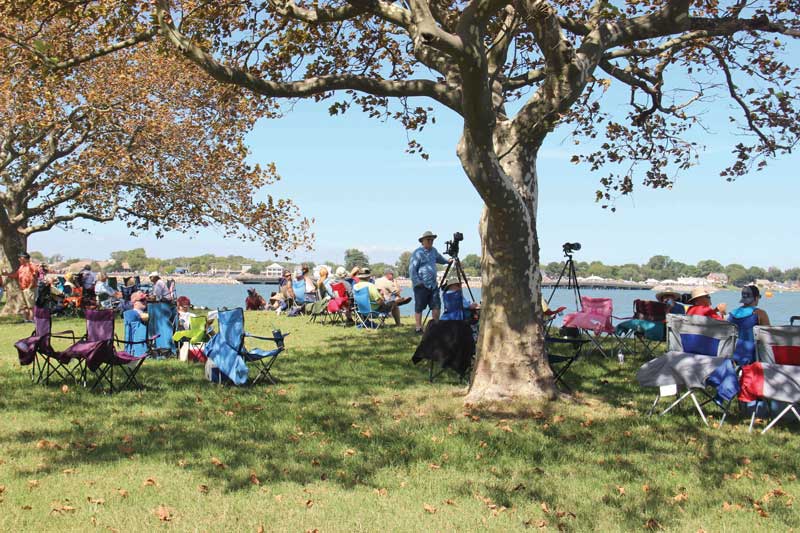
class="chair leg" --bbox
[647,394,662,417]
[660,389,694,416]
[690,392,709,427]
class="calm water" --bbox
[177,283,800,324]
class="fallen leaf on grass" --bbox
[616,486,626,496]
[523,518,547,529]
[498,424,514,433]
[343,449,356,457]
[117,488,129,498]
[552,415,566,424]
[198,484,209,494]
[211,457,227,469]
[177,459,188,468]
[0,485,5,494]
[155,505,174,522]
[62,468,78,475]
[360,429,372,438]
[87,497,105,505]
[374,488,388,497]
[249,472,261,485]
[305,499,314,508]
[28,480,39,489]
[117,445,134,455]
[623,431,632,438]
[21,505,32,510]
[644,518,663,530]
[50,503,76,514]
[257,526,265,533]
[277,389,288,396]
[428,463,441,470]
[423,503,437,514]
[143,478,158,487]
[61,385,69,394]
[121,435,134,444]
[673,492,688,503]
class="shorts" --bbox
[413,285,441,313]
[21,287,36,310]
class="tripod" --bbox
[423,255,475,326]
[546,250,582,312]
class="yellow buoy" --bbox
[765,291,774,298]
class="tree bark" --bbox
[0,225,27,317]
[459,129,557,404]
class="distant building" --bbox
[241,264,252,273]
[707,272,728,285]
[264,263,284,278]
[676,277,706,286]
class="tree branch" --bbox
[155,1,462,113]
[21,206,119,236]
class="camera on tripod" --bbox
[445,232,464,257]
[562,242,581,255]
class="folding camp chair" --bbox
[546,336,591,392]
[615,300,670,359]
[353,286,388,330]
[59,309,151,393]
[739,325,800,433]
[15,306,77,384]
[308,297,332,324]
[203,308,288,385]
[636,314,738,426]
[146,302,177,357]
[326,282,351,325]
[562,296,618,357]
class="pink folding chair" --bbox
[562,296,617,357]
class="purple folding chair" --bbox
[15,306,76,384]
[61,309,151,393]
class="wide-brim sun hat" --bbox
[335,266,347,278]
[655,288,681,301]
[149,271,160,278]
[688,287,712,303]
[418,230,437,242]
[444,275,461,287]
[357,267,372,280]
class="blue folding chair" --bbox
[353,286,387,330]
[291,280,307,306]
[204,308,288,385]
[146,302,177,357]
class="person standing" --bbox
[148,272,172,301]
[2,252,39,321]
[409,230,450,333]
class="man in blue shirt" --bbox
[409,230,451,333]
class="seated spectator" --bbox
[301,265,318,303]
[176,296,195,330]
[149,272,172,301]
[128,291,149,323]
[440,274,480,321]
[95,272,122,307]
[374,269,412,326]
[686,287,727,320]
[245,288,266,310]
[269,292,288,314]
[317,266,333,299]
[81,264,96,292]
[353,267,396,317]
[279,269,292,288]
[729,285,770,365]
[655,288,686,315]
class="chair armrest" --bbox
[244,333,278,342]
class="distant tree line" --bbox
[543,255,800,287]
[35,249,798,287]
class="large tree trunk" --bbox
[459,128,557,404]
[0,226,27,317]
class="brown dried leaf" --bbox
[155,505,174,521]
[374,488,388,497]
[249,472,261,486]
[211,457,227,469]
[143,478,158,487]
[645,518,663,530]
[305,499,313,508]
[616,486,626,496]
[28,480,39,489]
[423,503,437,514]
[428,463,441,470]
[343,449,356,457]
[61,385,69,393]
[198,484,209,494]
[87,497,105,505]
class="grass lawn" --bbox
[1,312,799,532]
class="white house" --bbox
[264,263,284,278]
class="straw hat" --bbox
[444,273,461,287]
[418,230,437,242]
[688,287,712,303]
[335,266,347,279]
[357,267,372,280]
[149,271,160,279]
[655,287,681,302]
[269,292,285,302]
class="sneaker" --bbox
[396,296,412,306]
[415,328,423,335]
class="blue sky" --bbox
[30,91,799,269]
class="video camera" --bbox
[445,232,464,257]
[562,242,581,255]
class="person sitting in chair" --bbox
[148,272,172,301]
[655,288,686,315]
[127,291,149,324]
[440,274,480,321]
[686,287,727,320]
[95,272,122,308]
[353,267,397,317]
[375,269,412,326]
[728,285,770,365]
[245,288,266,310]
[176,296,196,330]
